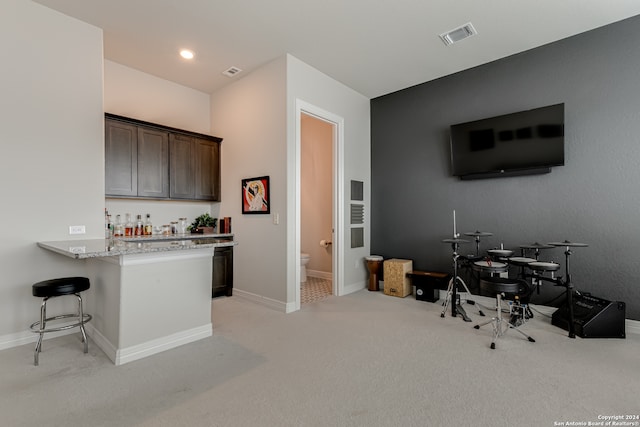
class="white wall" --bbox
[103,60,220,228]
[210,54,370,311]
[210,57,288,307]
[287,55,371,301]
[0,1,104,345]
[104,60,211,134]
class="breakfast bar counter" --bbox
[38,235,236,365]
[37,234,235,259]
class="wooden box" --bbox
[383,259,413,297]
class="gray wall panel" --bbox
[371,15,640,319]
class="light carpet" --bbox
[1,290,638,427]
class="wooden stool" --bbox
[29,277,92,366]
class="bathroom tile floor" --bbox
[301,276,332,304]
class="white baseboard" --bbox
[232,288,289,312]
[0,327,78,351]
[625,319,640,335]
[85,324,117,362]
[342,280,366,296]
[307,269,332,280]
[87,323,213,366]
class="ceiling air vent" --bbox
[439,22,477,46]
[222,66,243,77]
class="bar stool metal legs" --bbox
[29,277,92,366]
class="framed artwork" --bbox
[242,176,270,214]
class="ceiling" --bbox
[33,0,640,99]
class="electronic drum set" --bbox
[441,225,587,349]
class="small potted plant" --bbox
[189,213,217,234]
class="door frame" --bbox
[295,99,344,310]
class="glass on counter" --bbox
[179,217,188,234]
[162,225,171,235]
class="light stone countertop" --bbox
[38,234,236,259]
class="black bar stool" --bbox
[29,277,92,366]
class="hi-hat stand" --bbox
[440,238,474,321]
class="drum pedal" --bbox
[456,304,472,322]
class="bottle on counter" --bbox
[170,221,178,234]
[105,209,112,239]
[114,214,124,237]
[144,214,153,236]
[134,214,144,236]
[125,213,133,236]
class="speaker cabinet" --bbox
[407,271,450,303]
[552,293,625,338]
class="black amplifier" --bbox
[552,293,625,338]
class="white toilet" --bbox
[300,253,311,283]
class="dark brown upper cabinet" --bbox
[169,133,196,199]
[137,127,169,198]
[195,138,220,201]
[105,113,222,201]
[105,120,137,196]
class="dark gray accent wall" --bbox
[371,15,640,320]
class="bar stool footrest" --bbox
[30,314,92,334]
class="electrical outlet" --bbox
[69,225,86,235]
[273,213,279,225]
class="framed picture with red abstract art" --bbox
[242,176,270,214]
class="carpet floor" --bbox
[1,289,638,427]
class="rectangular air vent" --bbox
[439,23,477,46]
[350,204,364,224]
[222,66,243,77]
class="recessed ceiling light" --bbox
[439,23,477,46]
[180,49,195,60]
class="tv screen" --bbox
[450,103,564,179]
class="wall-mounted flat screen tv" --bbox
[450,103,564,180]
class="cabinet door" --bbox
[137,128,169,198]
[169,134,195,199]
[105,119,137,196]
[194,138,221,201]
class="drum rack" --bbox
[520,241,587,338]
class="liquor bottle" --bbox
[114,214,124,237]
[105,209,112,239]
[134,214,144,236]
[125,213,133,236]
[144,214,153,236]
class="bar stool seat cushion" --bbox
[32,277,90,298]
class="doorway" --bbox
[295,100,344,311]
[300,113,333,304]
